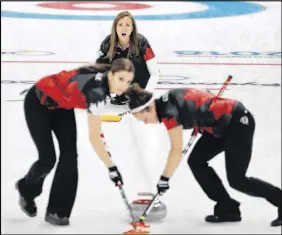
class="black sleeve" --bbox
[138,34,156,61]
[96,35,111,64]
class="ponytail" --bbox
[77,63,111,74]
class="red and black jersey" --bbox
[34,68,111,113]
[155,88,239,137]
[96,33,155,63]
[96,33,158,89]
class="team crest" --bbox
[240,116,249,125]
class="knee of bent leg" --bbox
[187,155,205,170]
[228,174,247,191]
[228,178,241,190]
[39,157,56,173]
[38,151,56,172]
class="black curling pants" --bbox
[18,86,78,218]
[188,104,281,215]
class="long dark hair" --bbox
[78,58,135,74]
[126,83,153,111]
[106,11,139,62]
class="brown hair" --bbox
[78,58,135,74]
[126,83,153,111]
[106,11,139,62]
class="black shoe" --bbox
[206,199,241,223]
[271,208,281,227]
[15,180,37,217]
[205,214,242,223]
[45,213,69,226]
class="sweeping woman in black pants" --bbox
[16,58,134,226]
[126,84,281,227]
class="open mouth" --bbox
[121,33,127,37]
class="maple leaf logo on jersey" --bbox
[184,89,214,108]
[161,117,177,130]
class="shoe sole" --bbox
[205,215,242,223]
[45,217,69,226]
[45,214,69,226]
[271,220,281,227]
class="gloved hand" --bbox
[110,94,130,105]
[109,166,123,186]
[157,176,170,195]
